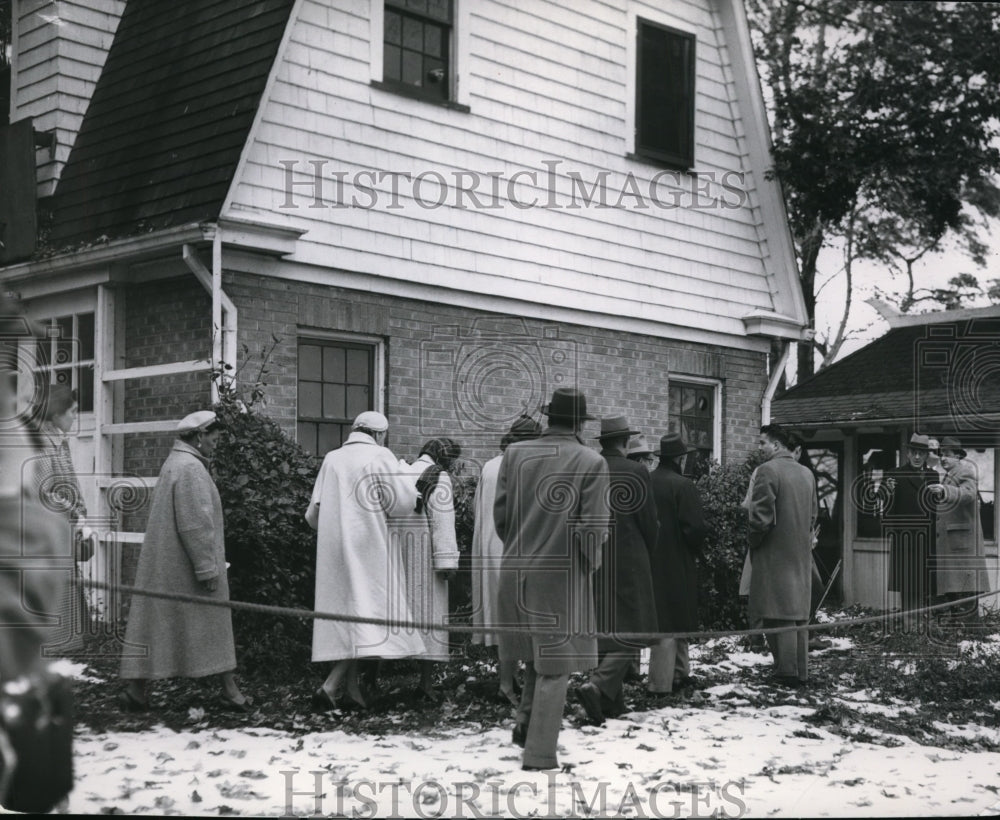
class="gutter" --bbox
[761,340,791,425]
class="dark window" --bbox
[668,380,714,477]
[636,19,695,169]
[297,339,375,455]
[383,0,452,102]
[856,434,900,538]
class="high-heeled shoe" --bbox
[310,688,338,714]
[218,694,254,713]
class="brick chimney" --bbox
[9,0,125,198]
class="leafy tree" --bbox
[746,0,1000,377]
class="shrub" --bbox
[695,451,762,632]
[211,379,320,672]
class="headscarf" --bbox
[415,437,462,513]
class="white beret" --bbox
[352,410,388,432]
[177,410,217,433]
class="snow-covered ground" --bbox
[65,643,1000,818]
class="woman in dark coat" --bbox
[575,417,658,725]
[647,433,707,694]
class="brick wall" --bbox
[225,271,767,471]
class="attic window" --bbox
[383,0,452,102]
[635,19,695,169]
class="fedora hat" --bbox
[507,414,542,443]
[659,432,696,459]
[627,435,654,457]
[595,415,641,441]
[938,436,966,458]
[542,387,595,421]
[908,433,931,451]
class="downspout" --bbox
[182,235,237,403]
[760,340,791,425]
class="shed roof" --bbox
[48,0,294,248]
[771,314,1000,442]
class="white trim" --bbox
[714,0,805,325]
[369,0,384,84]
[866,296,1000,329]
[103,360,213,382]
[226,250,773,354]
[625,7,697,162]
[296,327,387,416]
[103,420,184,435]
[666,374,723,461]
[220,0,304,216]
[453,0,471,108]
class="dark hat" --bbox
[627,435,654,457]
[938,436,966,458]
[595,415,641,441]
[543,388,595,421]
[908,433,931,451]
[659,432,696,459]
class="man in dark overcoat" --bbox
[647,432,707,694]
[747,424,817,685]
[575,416,658,725]
[494,388,609,771]
[880,433,937,629]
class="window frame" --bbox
[296,330,385,455]
[666,376,721,474]
[370,0,471,111]
[22,311,96,414]
[630,15,696,170]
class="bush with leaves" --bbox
[695,451,762,632]
[210,379,320,673]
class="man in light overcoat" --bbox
[747,424,817,686]
[929,436,990,624]
[494,388,609,771]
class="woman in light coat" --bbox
[399,437,462,700]
[119,410,250,711]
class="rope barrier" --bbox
[80,577,999,643]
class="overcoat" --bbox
[396,454,460,661]
[596,450,659,650]
[305,431,423,662]
[934,459,989,595]
[649,462,707,633]
[747,451,817,622]
[881,464,937,593]
[120,441,236,680]
[493,426,609,675]
[471,454,504,647]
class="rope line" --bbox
[81,577,999,642]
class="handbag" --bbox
[0,671,74,813]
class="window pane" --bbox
[424,25,441,57]
[317,423,342,455]
[346,384,370,418]
[406,0,428,15]
[299,345,321,380]
[322,384,345,419]
[346,348,370,383]
[384,44,401,81]
[78,313,95,361]
[681,386,696,414]
[385,9,401,45]
[402,16,423,50]
[299,381,321,418]
[297,422,316,455]
[53,367,72,388]
[637,21,694,165]
[402,50,422,86]
[55,316,73,365]
[323,346,346,382]
[426,0,451,22]
[78,366,94,412]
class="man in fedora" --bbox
[575,417,658,725]
[747,424,817,686]
[929,436,990,624]
[494,387,609,771]
[879,433,938,631]
[647,431,707,695]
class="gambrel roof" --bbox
[48,0,294,247]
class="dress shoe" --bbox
[522,764,558,771]
[575,682,605,726]
[808,636,832,650]
[118,690,149,712]
[218,694,254,713]
[771,675,806,689]
[310,688,338,713]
